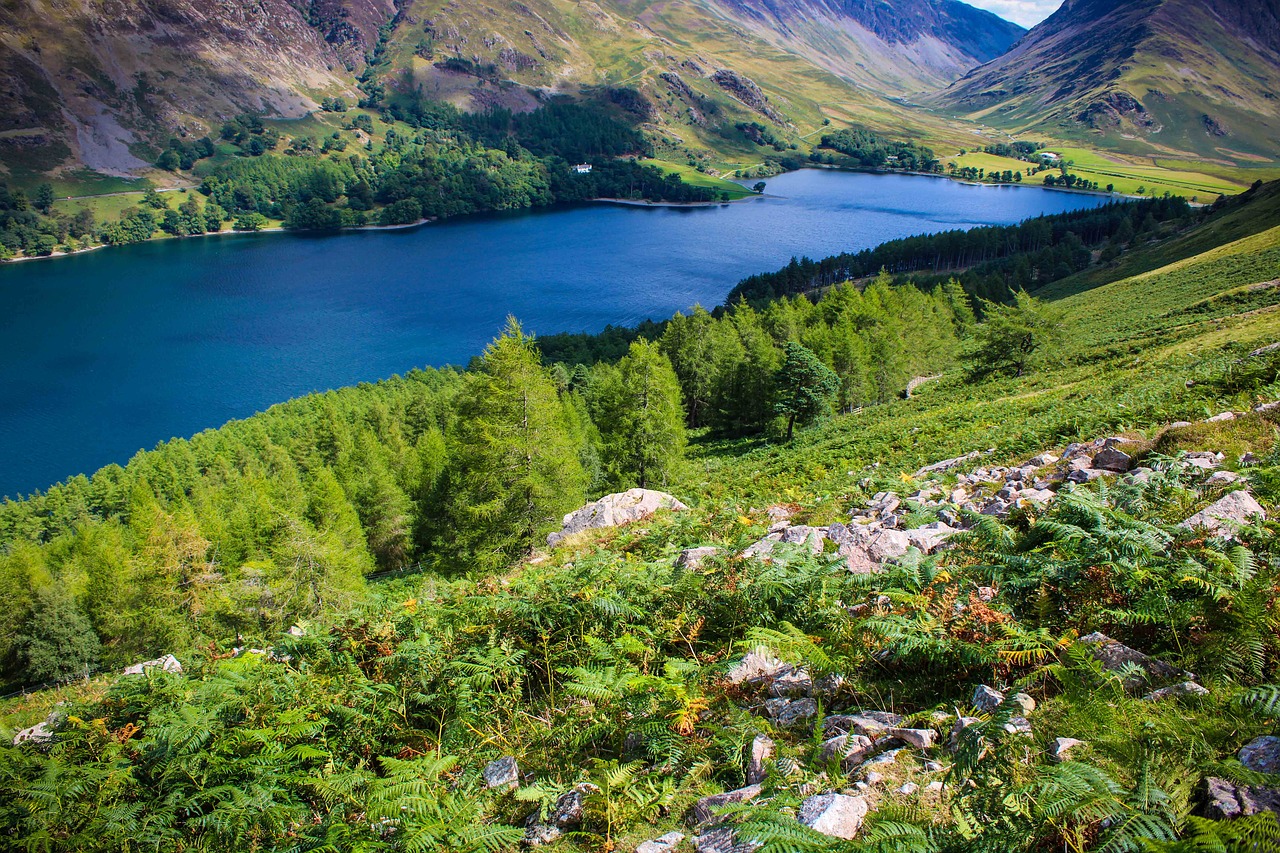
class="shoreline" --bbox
[0,168,1137,265]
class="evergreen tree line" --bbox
[0,276,973,688]
[728,196,1195,304]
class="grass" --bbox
[646,159,755,198]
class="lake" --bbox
[0,169,1109,497]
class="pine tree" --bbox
[970,291,1064,378]
[774,342,839,440]
[590,340,687,489]
[17,586,101,682]
[449,319,587,569]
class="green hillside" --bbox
[5,181,1280,849]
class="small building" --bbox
[573,163,593,174]
[1040,152,1061,162]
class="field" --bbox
[647,159,757,198]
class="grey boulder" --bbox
[798,793,868,840]
[637,832,685,853]
[548,489,688,546]
[482,756,519,789]
[1181,491,1266,537]
[1240,736,1280,774]
[688,784,763,826]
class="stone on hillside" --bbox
[1002,717,1033,736]
[676,546,720,569]
[1205,470,1245,487]
[12,720,54,748]
[1092,446,1133,472]
[1020,488,1056,505]
[926,780,945,793]
[482,756,520,789]
[798,792,868,839]
[739,534,782,559]
[886,727,936,749]
[637,832,685,853]
[1256,401,1280,414]
[820,733,875,770]
[524,783,597,845]
[863,770,885,785]
[727,649,789,686]
[1078,632,1191,691]
[1180,490,1266,536]
[863,748,903,769]
[972,685,1004,713]
[1241,736,1280,774]
[1066,469,1105,484]
[916,451,986,477]
[1010,693,1036,714]
[824,711,903,738]
[1143,681,1210,701]
[830,525,910,574]
[688,784,763,826]
[122,653,183,676]
[1184,452,1222,470]
[1204,777,1280,820]
[1030,453,1060,467]
[1050,737,1085,762]
[693,827,760,853]
[768,668,813,698]
[897,781,919,795]
[949,717,980,750]
[746,734,774,784]
[905,522,958,554]
[1206,412,1237,423]
[548,489,688,546]
[779,525,826,553]
[764,697,818,728]
[1128,469,1155,486]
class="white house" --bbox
[573,163,593,174]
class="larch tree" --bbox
[449,318,587,569]
[774,341,839,440]
[590,339,687,489]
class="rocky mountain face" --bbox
[0,0,1018,179]
[0,0,395,176]
[937,0,1280,159]
[715,0,1024,89]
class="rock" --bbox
[1066,469,1105,484]
[1240,736,1280,774]
[1181,490,1266,536]
[548,489,688,546]
[897,782,918,795]
[1128,468,1154,486]
[886,727,936,749]
[923,760,943,772]
[972,685,1004,713]
[739,534,782,559]
[1002,717,1033,736]
[1256,401,1280,414]
[1050,737,1085,762]
[746,734,774,784]
[824,711,903,738]
[122,653,183,676]
[1078,632,1192,691]
[287,625,305,637]
[693,827,760,853]
[1020,488,1056,505]
[1143,681,1210,701]
[524,784,596,845]
[949,717,980,750]
[1184,453,1222,470]
[798,793,868,839]
[926,780,945,793]
[905,522,958,554]
[482,756,520,789]
[1170,421,1193,429]
[1206,412,1237,423]
[637,832,685,853]
[764,697,819,728]
[688,784,763,826]
[1030,454,1060,467]
[1092,447,1133,472]
[863,770,885,785]
[676,547,720,569]
[830,525,911,574]
[12,720,54,748]
[779,525,826,554]
[727,649,789,686]
[1009,693,1036,714]
[820,734,875,770]
[767,669,813,698]
[1203,777,1280,820]
[863,748,903,768]
[981,499,1009,515]
[1205,471,1245,487]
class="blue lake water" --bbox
[0,169,1109,497]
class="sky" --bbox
[962,0,1063,28]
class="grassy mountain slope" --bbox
[6,183,1280,851]
[936,0,1280,165]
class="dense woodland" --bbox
[728,196,1196,303]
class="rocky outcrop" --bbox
[1078,632,1193,692]
[688,784,763,825]
[1204,777,1280,820]
[710,69,784,123]
[122,654,183,676]
[1240,736,1280,774]
[1180,491,1266,536]
[548,490,688,546]
[798,792,868,839]
[483,756,519,789]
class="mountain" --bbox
[937,0,1280,161]
[0,0,1021,181]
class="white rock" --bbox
[897,782,918,795]
[637,832,685,853]
[12,721,54,747]
[905,522,958,554]
[1180,491,1266,536]
[1050,737,1085,762]
[482,756,519,789]
[746,734,774,785]
[1206,412,1237,423]
[798,793,868,840]
[726,649,788,685]
[972,685,1004,713]
[887,727,937,749]
[1143,681,1210,701]
[675,547,720,569]
[548,489,688,546]
[122,653,183,676]
[926,781,945,793]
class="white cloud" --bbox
[963,0,1063,29]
